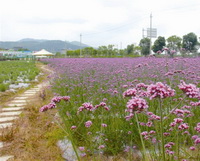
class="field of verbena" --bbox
[0,61,39,92]
[42,57,200,160]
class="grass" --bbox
[0,60,40,92]
[0,62,45,106]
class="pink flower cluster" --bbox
[40,96,70,112]
[136,83,148,89]
[169,118,189,130]
[85,120,92,128]
[141,130,156,140]
[51,96,70,103]
[101,123,107,127]
[171,109,191,118]
[123,88,137,97]
[194,123,200,133]
[178,123,189,130]
[165,142,175,155]
[98,145,105,149]
[169,118,189,131]
[190,101,200,106]
[194,138,200,145]
[126,97,148,113]
[95,102,110,111]
[40,102,56,112]
[79,146,85,151]
[51,96,62,103]
[164,142,175,149]
[147,82,175,99]
[78,102,110,113]
[192,135,200,145]
[123,83,148,98]
[146,112,161,120]
[78,102,94,112]
[71,125,77,130]
[178,80,200,98]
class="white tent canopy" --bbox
[34,55,48,58]
[32,49,54,56]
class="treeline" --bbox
[56,44,141,58]
[139,32,200,57]
[57,32,200,58]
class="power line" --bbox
[79,3,200,48]
[83,15,149,37]
[82,2,200,38]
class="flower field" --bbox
[0,61,40,92]
[41,57,200,160]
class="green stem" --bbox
[165,95,186,120]
[135,112,147,161]
[159,98,165,161]
[99,108,103,159]
[51,113,81,161]
[176,129,179,160]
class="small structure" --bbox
[0,50,33,58]
[32,49,54,58]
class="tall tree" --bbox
[107,44,115,56]
[139,38,150,56]
[82,47,97,56]
[167,35,182,51]
[98,46,108,56]
[152,36,166,53]
[182,32,198,52]
[126,44,134,55]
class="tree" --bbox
[152,36,166,53]
[98,46,108,56]
[82,47,97,56]
[133,46,141,56]
[107,44,116,56]
[97,45,117,57]
[182,32,198,52]
[119,49,126,56]
[18,48,29,51]
[126,44,134,55]
[167,35,182,51]
[139,38,150,56]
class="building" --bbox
[0,50,33,58]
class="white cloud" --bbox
[1,0,200,48]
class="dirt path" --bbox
[0,64,54,161]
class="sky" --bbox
[0,0,200,48]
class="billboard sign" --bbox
[147,28,157,38]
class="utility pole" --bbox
[65,40,67,58]
[149,13,152,55]
[80,33,82,57]
[142,28,145,38]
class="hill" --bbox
[0,38,90,52]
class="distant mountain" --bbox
[70,41,82,46]
[19,38,47,42]
[0,38,90,52]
